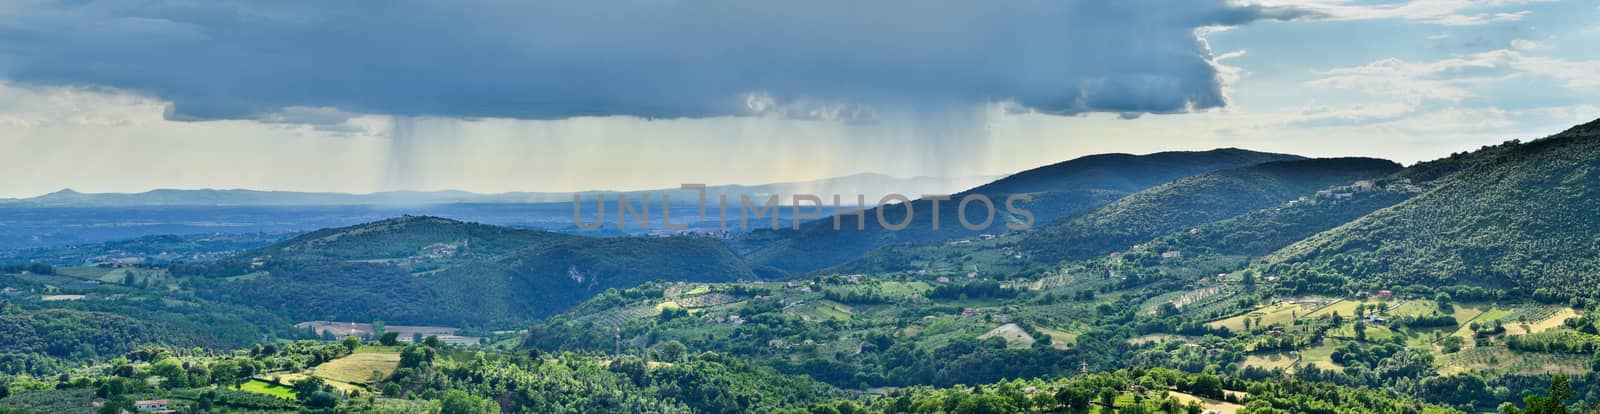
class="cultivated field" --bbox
[314,351,402,385]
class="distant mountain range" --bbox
[0,173,999,207]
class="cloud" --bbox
[1308,49,1600,104]
[0,0,1309,123]
[1245,0,1546,25]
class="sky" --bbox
[0,0,1597,198]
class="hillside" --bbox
[1262,119,1600,298]
[0,308,224,375]
[738,149,1303,274]
[191,217,754,327]
[1022,157,1403,263]
[245,215,571,262]
[1135,177,1422,257]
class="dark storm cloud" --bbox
[0,0,1311,121]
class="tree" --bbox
[655,340,688,363]
[292,375,327,401]
[424,335,443,348]
[440,390,499,414]
[1501,375,1574,414]
[383,383,403,398]
[343,336,362,353]
[97,396,132,414]
[210,360,240,387]
[1189,374,1224,400]
[150,358,187,388]
[1440,336,1465,354]
[305,390,340,409]
[1055,386,1091,410]
[400,345,432,368]
[380,331,401,346]
[953,394,1014,414]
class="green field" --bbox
[239,379,297,399]
[1242,352,1298,371]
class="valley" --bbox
[3,119,1600,413]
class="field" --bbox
[977,323,1035,348]
[1206,299,1327,331]
[240,379,297,399]
[55,266,177,289]
[1127,334,1191,346]
[1438,346,1592,376]
[1168,391,1245,414]
[314,351,402,385]
[1240,338,1345,373]
[1298,340,1344,371]
[1511,307,1579,335]
[1242,353,1298,371]
[1035,326,1078,349]
[1329,322,1396,341]
[793,300,853,322]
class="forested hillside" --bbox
[739,149,1301,273]
[1023,157,1402,263]
[246,216,570,262]
[187,217,754,327]
[0,308,215,375]
[1136,177,1420,257]
[1263,119,1600,298]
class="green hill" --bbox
[0,308,224,375]
[1136,177,1421,257]
[1261,119,1600,299]
[738,149,1303,274]
[1022,157,1403,263]
[192,217,754,327]
[247,215,570,262]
